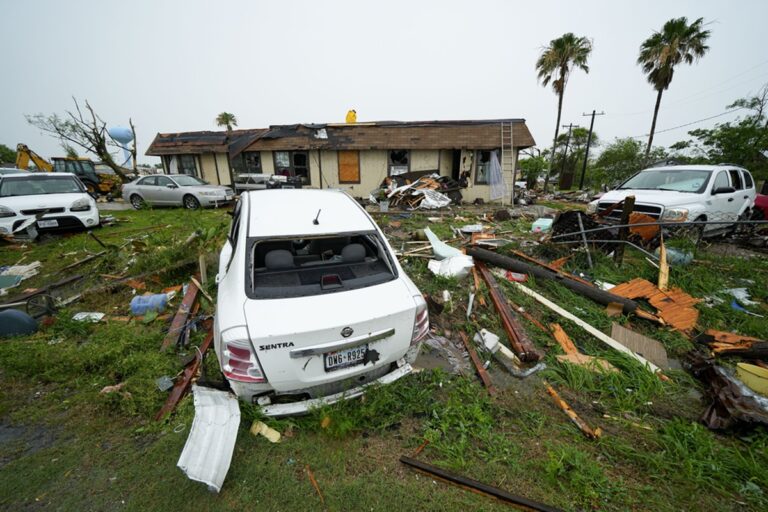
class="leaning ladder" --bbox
[500,122,515,205]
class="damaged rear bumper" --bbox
[259,362,413,417]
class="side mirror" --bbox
[712,186,735,195]
[166,184,178,189]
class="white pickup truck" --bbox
[586,164,757,237]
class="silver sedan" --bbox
[122,174,235,209]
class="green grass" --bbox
[2,206,768,511]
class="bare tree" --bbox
[26,97,133,182]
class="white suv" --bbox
[587,164,757,236]
[213,189,428,416]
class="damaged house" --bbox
[146,119,535,204]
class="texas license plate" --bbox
[324,345,368,372]
[37,219,58,228]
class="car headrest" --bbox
[264,249,294,270]
[341,244,366,263]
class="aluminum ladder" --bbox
[500,121,516,205]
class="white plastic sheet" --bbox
[427,255,474,279]
[489,151,506,201]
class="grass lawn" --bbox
[1,204,767,511]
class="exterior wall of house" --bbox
[199,154,220,184]
[438,150,453,176]
[215,153,232,185]
[261,151,275,174]
[305,150,387,197]
[410,150,440,172]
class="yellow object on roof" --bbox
[345,110,357,124]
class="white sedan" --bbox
[0,172,99,236]
[122,174,234,209]
[214,189,428,416]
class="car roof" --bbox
[645,164,749,172]
[246,189,376,238]
[1,172,77,179]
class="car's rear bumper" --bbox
[257,362,413,417]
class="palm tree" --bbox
[536,33,593,192]
[215,112,238,131]
[638,17,710,156]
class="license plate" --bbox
[37,219,58,228]
[324,344,368,372]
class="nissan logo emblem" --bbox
[341,327,354,338]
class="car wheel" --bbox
[183,194,201,209]
[130,194,146,210]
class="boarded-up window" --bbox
[338,150,360,183]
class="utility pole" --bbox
[558,123,579,188]
[578,110,605,189]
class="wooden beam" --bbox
[459,331,497,395]
[160,279,200,351]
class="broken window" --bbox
[728,169,743,190]
[243,152,262,173]
[388,150,410,176]
[474,150,498,185]
[246,232,397,299]
[178,155,199,177]
[274,151,311,185]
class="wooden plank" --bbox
[474,261,541,362]
[160,279,199,351]
[614,195,635,264]
[545,382,602,439]
[611,323,669,370]
[458,331,497,395]
[155,319,213,421]
[338,150,360,183]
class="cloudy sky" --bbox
[3,0,767,164]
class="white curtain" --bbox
[489,151,506,201]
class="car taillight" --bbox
[411,295,429,344]
[221,337,266,383]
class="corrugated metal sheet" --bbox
[177,385,240,493]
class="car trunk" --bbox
[242,279,416,392]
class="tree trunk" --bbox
[645,88,664,157]
[543,88,565,193]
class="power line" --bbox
[629,108,743,139]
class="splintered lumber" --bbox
[155,320,213,421]
[609,278,699,334]
[61,250,107,271]
[544,382,602,439]
[399,456,565,512]
[657,238,669,292]
[467,247,640,316]
[475,262,541,362]
[160,279,200,351]
[305,465,325,505]
[459,331,497,395]
[550,323,618,373]
[512,282,664,377]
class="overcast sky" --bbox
[3,0,767,164]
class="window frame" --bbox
[743,170,754,189]
[338,150,361,184]
[387,150,410,176]
[273,150,311,185]
[728,169,743,190]
[474,149,499,185]
[712,171,730,192]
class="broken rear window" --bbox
[246,232,397,299]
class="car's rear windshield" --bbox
[618,169,712,194]
[173,175,207,186]
[246,231,397,299]
[0,175,84,197]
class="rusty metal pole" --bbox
[613,195,635,265]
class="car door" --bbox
[138,176,159,204]
[741,170,757,215]
[725,169,746,220]
[708,170,738,228]
[155,176,180,205]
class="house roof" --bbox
[145,129,267,156]
[146,119,536,157]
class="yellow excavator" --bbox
[15,144,119,196]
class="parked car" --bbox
[0,172,99,235]
[214,189,428,416]
[586,164,757,238]
[121,174,234,209]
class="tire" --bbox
[183,194,201,210]
[130,194,146,210]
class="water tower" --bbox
[108,126,134,167]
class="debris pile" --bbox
[371,174,461,209]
